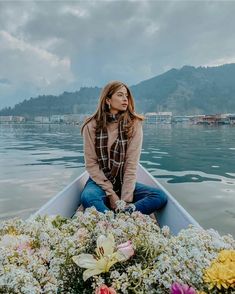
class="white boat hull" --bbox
[34,164,201,235]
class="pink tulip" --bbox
[171,282,196,294]
[117,240,134,259]
[95,284,117,294]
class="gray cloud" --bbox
[0,0,235,108]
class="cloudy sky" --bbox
[0,0,235,109]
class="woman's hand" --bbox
[109,193,120,210]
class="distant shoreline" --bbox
[1,121,235,127]
[0,122,81,126]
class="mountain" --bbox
[1,63,235,117]
[0,87,101,118]
[131,63,235,114]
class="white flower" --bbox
[72,233,134,281]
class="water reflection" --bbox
[1,124,85,169]
[143,124,235,181]
[156,174,221,184]
[0,123,235,236]
[2,123,235,181]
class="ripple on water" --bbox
[225,210,235,218]
[156,173,221,184]
[151,151,169,154]
[31,152,51,155]
[222,188,235,193]
[225,173,235,178]
[221,178,235,184]
[0,208,36,220]
[140,160,161,166]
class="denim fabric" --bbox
[80,177,167,215]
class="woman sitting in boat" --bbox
[80,80,167,214]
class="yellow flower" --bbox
[7,226,18,235]
[72,233,134,281]
[218,249,235,263]
[203,249,235,290]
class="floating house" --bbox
[0,116,25,123]
[196,114,230,125]
[172,115,194,123]
[228,114,235,125]
[34,116,50,123]
[145,112,172,124]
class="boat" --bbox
[34,164,201,235]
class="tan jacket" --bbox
[83,118,143,202]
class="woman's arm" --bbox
[83,122,116,197]
[121,120,143,203]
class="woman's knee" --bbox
[160,190,168,206]
[80,186,105,207]
[151,188,168,207]
[80,189,91,207]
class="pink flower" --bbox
[117,240,134,259]
[95,284,117,294]
[17,242,33,254]
[171,282,196,294]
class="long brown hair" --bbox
[81,81,144,138]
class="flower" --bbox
[17,241,33,254]
[1,210,235,293]
[117,240,134,259]
[218,249,235,263]
[203,249,235,290]
[171,282,196,294]
[95,284,117,294]
[72,233,134,281]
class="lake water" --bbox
[0,123,234,237]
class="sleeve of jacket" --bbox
[121,119,143,202]
[83,122,116,196]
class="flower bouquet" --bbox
[0,201,234,293]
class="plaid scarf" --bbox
[95,113,128,194]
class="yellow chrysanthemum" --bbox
[218,249,235,263]
[203,250,235,290]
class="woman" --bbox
[80,81,167,214]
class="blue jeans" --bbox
[80,177,167,215]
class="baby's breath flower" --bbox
[115,200,127,211]
[0,210,234,293]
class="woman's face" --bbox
[106,86,129,114]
